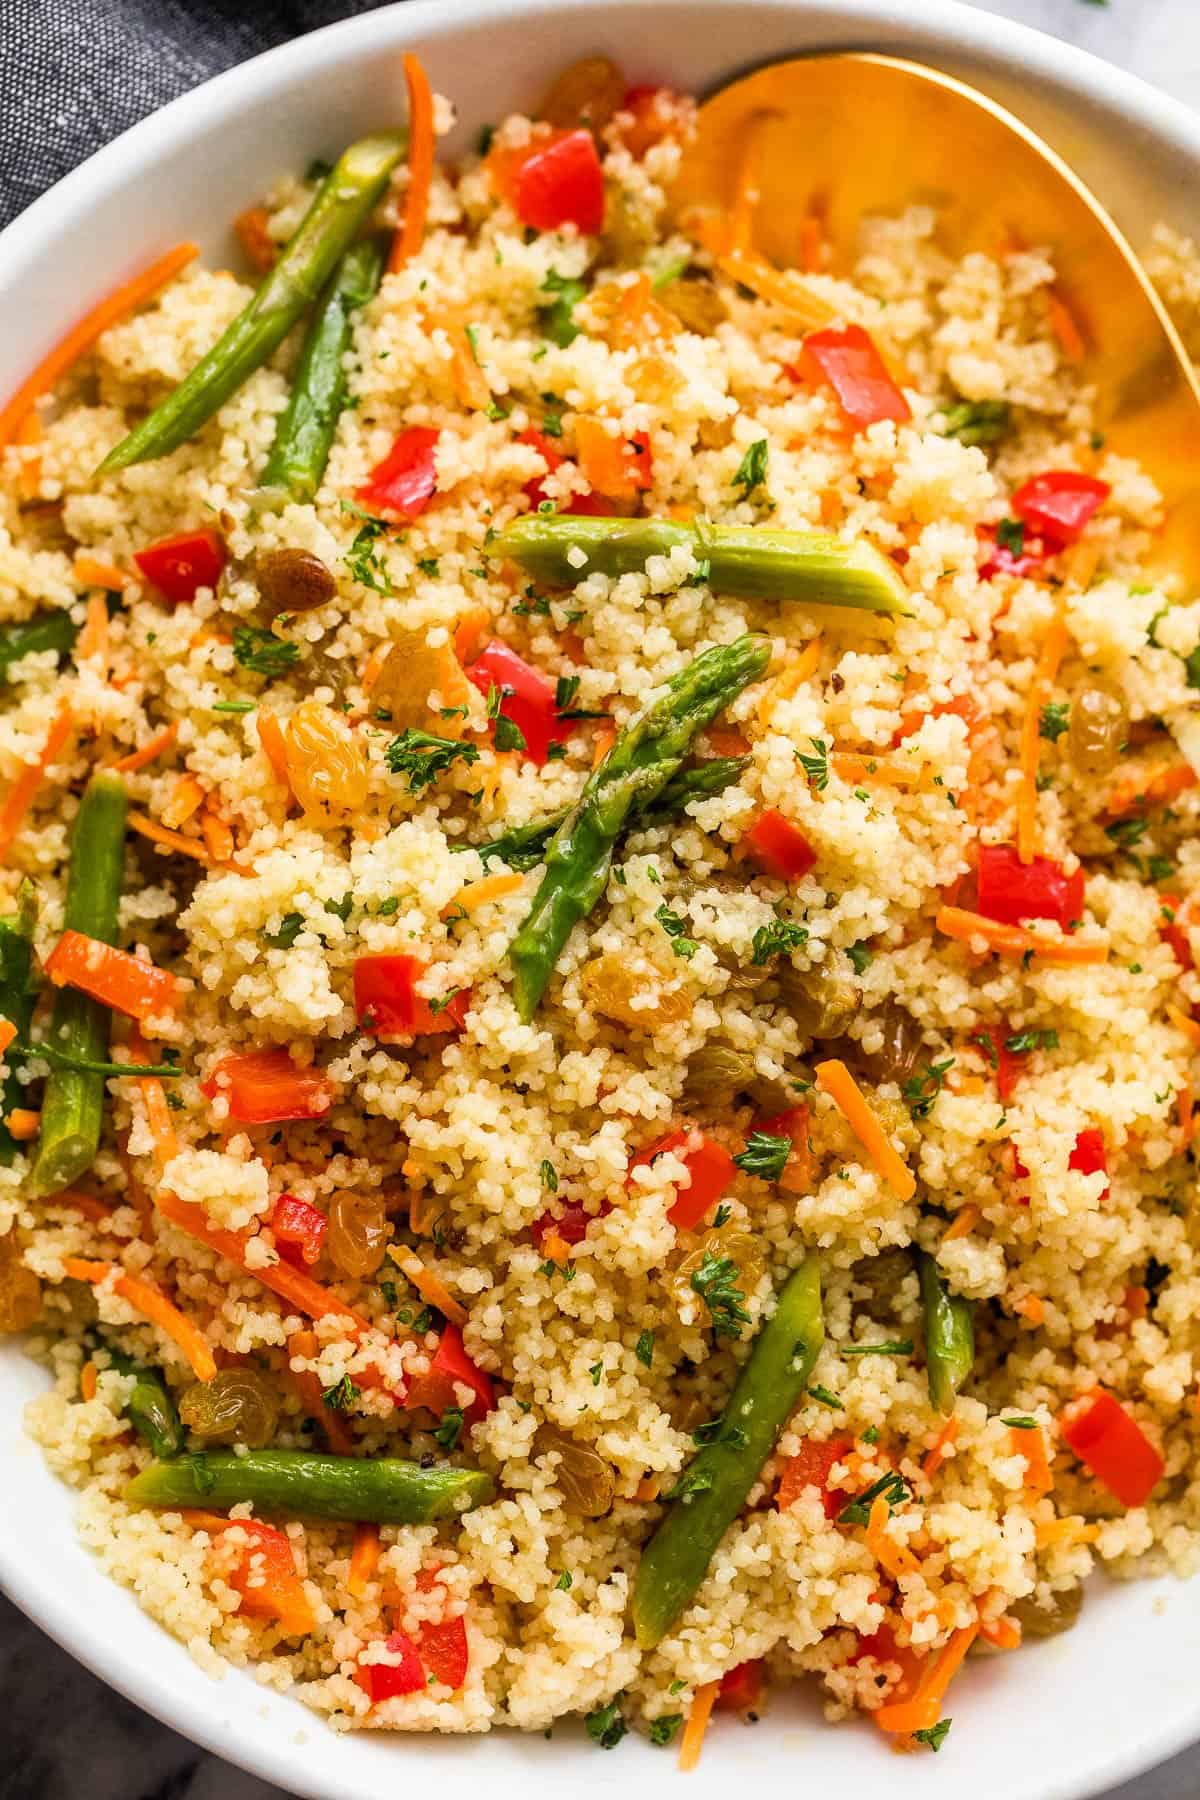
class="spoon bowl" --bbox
[674,52,1200,584]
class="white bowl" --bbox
[2,2,1199,1795]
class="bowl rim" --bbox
[2,1,1199,1795]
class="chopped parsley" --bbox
[808,1383,843,1410]
[649,1715,683,1747]
[539,1159,558,1192]
[798,736,829,790]
[385,728,481,792]
[320,1374,361,1412]
[324,893,353,922]
[635,1329,655,1368]
[938,398,1010,447]
[667,1466,715,1499]
[232,625,301,679]
[1039,701,1070,741]
[860,1425,881,1445]
[417,557,441,578]
[838,1469,910,1526]
[588,1361,604,1386]
[733,1131,792,1180]
[846,940,872,975]
[732,437,769,498]
[263,911,304,948]
[1004,1027,1059,1054]
[555,1570,574,1591]
[995,517,1026,558]
[342,508,394,595]
[434,1405,464,1450]
[750,917,808,964]
[712,1202,732,1227]
[211,699,255,714]
[690,1250,751,1340]
[1105,816,1148,850]
[1003,1415,1037,1429]
[654,902,699,960]
[902,1057,955,1120]
[914,1719,952,1753]
[540,269,587,347]
[584,1699,627,1749]
[493,713,527,754]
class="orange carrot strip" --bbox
[1035,1516,1099,1550]
[453,607,490,666]
[678,1679,720,1772]
[0,1019,14,1059]
[449,321,491,411]
[831,751,926,790]
[111,722,179,774]
[1106,760,1198,820]
[1012,1424,1054,1496]
[1180,1081,1195,1148]
[443,872,525,916]
[1047,289,1086,365]
[636,1474,662,1503]
[127,1031,179,1170]
[815,1058,916,1201]
[0,697,75,862]
[391,53,435,272]
[707,237,838,331]
[591,721,617,768]
[941,1205,979,1243]
[80,1360,98,1401]
[199,809,235,865]
[1016,599,1069,864]
[5,1107,40,1140]
[74,553,132,592]
[922,1415,960,1480]
[256,712,293,796]
[980,1613,1022,1651]
[936,905,1108,965]
[77,592,110,666]
[1013,1293,1045,1326]
[0,244,198,450]
[390,1247,468,1328]
[757,637,822,725]
[127,809,212,865]
[62,1256,217,1381]
[347,1522,383,1597]
[234,205,277,273]
[1167,1004,1200,1050]
[160,774,206,830]
[539,1229,571,1268]
[45,931,178,1021]
[287,1328,355,1454]
[874,1624,978,1735]
[866,1493,921,1577]
[360,643,390,696]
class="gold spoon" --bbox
[672,52,1200,586]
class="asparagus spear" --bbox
[632,1255,824,1649]
[507,638,769,1019]
[98,1345,184,1459]
[918,1251,974,1414]
[0,881,37,1164]
[0,612,78,682]
[96,134,406,475]
[478,755,750,871]
[29,772,127,1196]
[258,237,385,502]
[125,1448,495,1524]
[495,516,910,615]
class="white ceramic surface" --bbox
[2,3,1199,1796]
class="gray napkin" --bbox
[0,0,388,229]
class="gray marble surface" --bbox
[3,1,1200,1797]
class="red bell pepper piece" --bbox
[1159,897,1194,970]
[1012,471,1110,547]
[629,1127,736,1229]
[800,324,911,429]
[976,522,1049,582]
[414,1569,470,1690]
[357,426,440,522]
[530,1199,613,1249]
[354,954,469,1039]
[973,1023,1025,1105]
[976,844,1084,930]
[741,809,817,882]
[776,1435,852,1517]
[716,1659,764,1714]
[271,1193,327,1267]
[516,427,612,516]
[1069,1127,1109,1198]
[618,85,679,156]
[202,1047,334,1124]
[224,1520,315,1637]
[134,529,225,605]
[405,1322,495,1424]
[44,930,177,1022]
[354,1630,426,1703]
[1060,1387,1163,1507]
[466,639,573,766]
[503,128,605,235]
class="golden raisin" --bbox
[179,1367,279,1447]
[0,1235,41,1332]
[668,1230,764,1319]
[369,629,469,735]
[537,56,626,133]
[284,699,368,818]
[533,1423,615,1517]
[580,952,692,1030]
[326,1190,389,1279]
[1068,685,1128,776]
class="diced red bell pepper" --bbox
[755,1106,811,1193]
[715,1658,764,1714]
[1159,898,1194,970]
[466,639,574,766]
[44,931,178,1022]
[530,1199,613,1249]
[976,844,1084,930]
[134,529,226,605]
[414,1569,470,1690]
[353,1630,426,1703]
[224,1520,315,1636]
[515,428,612,517]
[1012,471,1110,547]
[201,1047,334,1124]
[800,325,911,430]
[977,522,1049,582]
[776,1435,852,1517]
[405,1321,495,1424]
[741,809,817,882]
[1060,1387,1163,1507]
[353,954,470,1039]
[497,128,605,235]
[618,85,679,156]
[629,1127,736,1229]
[357,426,440,523]
[973,1023,1025,1105]
[271,1193,327,1267]
[1069,1127,1109,1198]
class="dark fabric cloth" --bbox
[0,0,388,229]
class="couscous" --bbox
[3,50,1200,1762]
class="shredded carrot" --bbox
[874,1624,978,1735]
[0,696,75,862]
[448,320,491,411]
[256,711,293,797]
[0,1018,14,1059]
[74,553,131,592]
[936,905,1108,965]
[127,1029,180,1171]
[1166,1004,1200,1050]
[1016,599,1069,863]
[1012,1424,1054,1496]
[77,592,111,666]
[1013,1293,1045,1326]
[1179,1081,1195,1148]
[234,205,277,273]
[831,750,927,790]
[80,1360,98,1401]
[5,1108,40,1140]
[49,1188,115,1223]
[678,1678,720,1772]
[0,243,198,451]
[757,637,822,725]
[390,1247,468,1328]
[815,1058,916,1201]
[979,1613,1022,1651]
[1106,760,1198,819]
[391,53,435,272]
[62,1256,217,1381]
[922,1415,960,1480]
[14,412,43,500]
[287,1328,355,1454]
[360,643,390,696]
[127,809,212,865]
[347,1522,383,1597]
[702,233,838,331]
[636,1474,662,1503]
[442,872,524,916]
[453,607,490,666]
[1046,288,1086,365]
[1035,1515,1099,1550]
[539,1229,571,1268]
[160,773,206,830]
[111,721,179,774]
[199,807,235,864]
[941,1205,979,1244]
[591,721,617,768]
[866,1493,922,1578]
